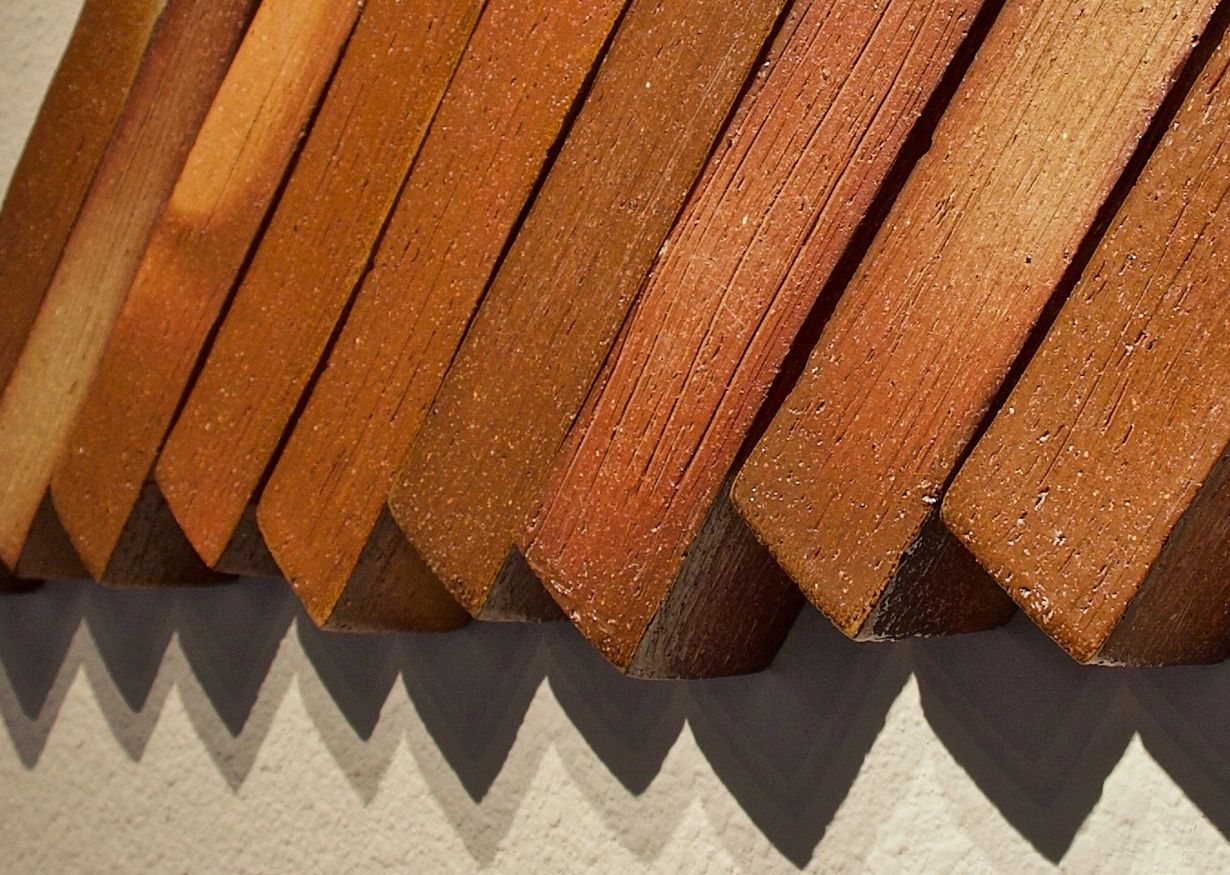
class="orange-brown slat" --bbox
[256,0,633,631]
[730,0,1220,640]
[152,0,486,576]
[942,19,1230,666]
[521,0,990,677]
[0,0,167,391]
[0,0,260,581]
[47,0,363,585]
[385,0,790,624]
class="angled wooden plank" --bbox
[0,0,168,391]
[521,0,991,677]
[0,0,260,581]
[153,0,486,576]
[385,0,789,624]
[943,21,1230,665]
[256,0,631,631]
[47,0,363,585]
[730,0,1220,640]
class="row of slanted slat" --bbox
[1,0,1228,676]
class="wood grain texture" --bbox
[0,0,259,582]
[731,0,1219,640]
[943,24,1230,666]
[153,0,484,572]
[386,0,789,624]
[521,0,987,676]
[0,0,167,391]
[256,0,628,631]
[47,0,362,584]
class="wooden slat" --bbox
[152,0,485,575]
[0,0,167,391]
[520,0,989,677]
[386,0,789,623]
[0,0,260,581]
[730,0,1219,640]
[942,21,1230,666]
[47,0,363,584]
[255,0,631,631]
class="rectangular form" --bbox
[48,0,363,584]
[0,0,167,390]
[731,0,1219,640]
[256,0,631,630]
[153,0,485,575]
[522,0,992,676]
[0,0,259,581]
[943,21,1230,665]
[387,0,790,624]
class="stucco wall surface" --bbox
[3,3,1230,872]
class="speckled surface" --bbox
[389,0,787,623]
[6,4,1230,873]
[944,25,1230,666]
[48,0,362,585]
[522,0,988,677]
[256,0,626,632]
[732,0,1220,641]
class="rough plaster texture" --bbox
[3,3,1230,872]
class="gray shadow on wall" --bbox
[1131,663,1230,845]
[912,613,1135,863]
[10,582,1230,869]
[400,619,548,802]
[686,609,910,869]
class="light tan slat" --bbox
[0,0,167,390]
[0,0,260,581]
[152,0,486,576]
[48,0,363,585]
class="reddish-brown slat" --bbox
[943,19,1230,665]
[522,0,990,677]
[731,0,1219,640]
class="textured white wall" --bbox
[3,3,1230,872]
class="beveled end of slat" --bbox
[10,493,88,581]
[267,504,470,633]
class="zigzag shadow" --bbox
[10,580,1230,871]
[686,609,910,869]
[1130,663,1230,844]
[912,614,1134,863]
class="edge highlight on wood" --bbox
[731,0,1218,641]
[0,0,167,392]
[0,0,259,582]
[943,16,1230,666]
[49,0,362,585]
[154,0,485,575]
[388,0,789,628]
